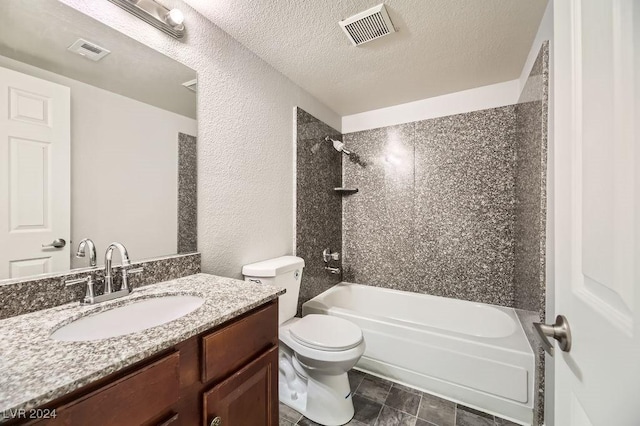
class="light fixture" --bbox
[165,8,184,28]
[107,0,186,39]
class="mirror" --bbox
[0,0,197,281]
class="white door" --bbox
[0,66,70,279]
[552,0,640,425]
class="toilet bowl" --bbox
[243,256,366,426]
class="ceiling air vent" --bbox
[339,4,396,46]
[67,39,111,62]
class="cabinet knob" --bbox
[210,416,222,426]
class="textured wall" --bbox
[343,106,517,307]
[295,108,342,314]
[59,0,341,280]
[513,42,549,314]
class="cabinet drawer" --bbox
[202,346,278,426]
[46,352,180,425]
[201,301,278,383]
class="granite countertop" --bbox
[0,273,284,416]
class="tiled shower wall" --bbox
[514,42,549,426]
[295,45,548,313]
[295,108,342,314]
[514,42,549,315]
[342,108,517,307]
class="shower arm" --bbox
[325,136,351,156]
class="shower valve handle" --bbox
[322,248,340,263]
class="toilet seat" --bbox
[279,317,366,363]
[289,314,363,351]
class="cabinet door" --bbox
[203,346,278,426]
[34,352,180,426]
[201,301,278,384]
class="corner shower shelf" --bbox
[334,187,359,195]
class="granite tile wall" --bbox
[514,42,549,315]
[414,108,517,306]
[341,124,417,291]
[516,308,546,426]
[341,41,548,313]
[343,106,517,307]
[513,41,549,426]
[295,108,343,315]
[0,253,201,319]
[178,132,198,254]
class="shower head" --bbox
[325,136,351,155]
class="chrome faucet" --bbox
[104,242,131,294]
[322,248,341,275]
[71,238,98,302]
[75,238,97,267]
[65,241,143,304]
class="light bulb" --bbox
[165,8,184,27]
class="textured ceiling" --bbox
[184,0,548,115]
[0,0,196,118]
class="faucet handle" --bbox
[64,275,96,304]
[322,248,340,263]
[64,276,90,287]
[120,266,144,293]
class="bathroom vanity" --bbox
[0,274,284,426]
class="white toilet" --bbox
[243,256,366,426]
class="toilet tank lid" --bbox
[242,256,305,277]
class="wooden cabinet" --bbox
[201,301,278,384]
[203,346,278,426]
[23,300,279,426]
[38,353,180,426]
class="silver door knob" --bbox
[42,238,66,248]
[533,315,572,356]
[210,416,222,426]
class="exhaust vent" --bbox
[339,4,396,46]
[67,39,111,61]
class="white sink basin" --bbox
[50,295,205,342]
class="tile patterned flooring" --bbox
[279,370,520,426]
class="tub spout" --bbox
[324,266,341,274]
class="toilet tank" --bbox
[242,256,305,324]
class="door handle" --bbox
[42,238,66,249]
[533,315,572,356]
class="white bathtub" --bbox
[302,282,534,425]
